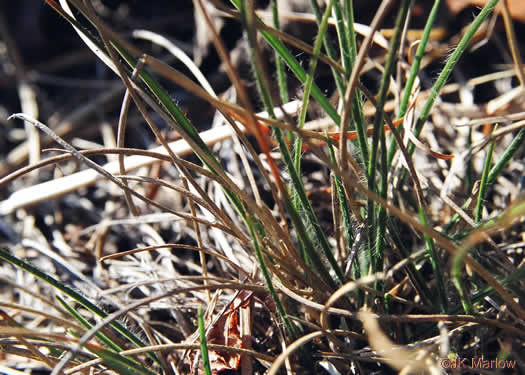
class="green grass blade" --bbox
[56,295,123,354]
[367,0,411,276]
[387,0,441,165]
[399,0,441,119]
[419,209,448,312]
[451,267,525,313]
[90,346,159,375]
[198,306,212,375]
[406,0,501,160]
[270,0,290,104]
[331,0,352,78]
[452,248,475,314]
[476,128,497,222]
[487,128,525,186]
[281,133,345,284]
[239,1,275,115]
[343,0,369,165]
[343,0,358,60]
[238,0,342,287]
[296,0,335,171]
[229,0,340,124]
[0,248,159,364]
[327,136,357,278]
[310,0,346,96]
[282,191,340,290]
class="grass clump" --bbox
[1,0,524,374]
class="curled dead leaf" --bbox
[193,292,253,374]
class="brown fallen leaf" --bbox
[446,0,525,23]
[206,307,242,373]
[192,292,253,374]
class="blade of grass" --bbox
[451,196,525,315]
[238,0,343,286]
[331,0,351,80]
[0,248,159,364]
[367,0,411,278]
[452,267,525,314]
[321,148,525,320]
[387,0,441,166]
[295,0,335,169]
[486,128,525,186]
[56,295,123,354]
[197,306,212,375]
[88,345,159,375]
[419,208,448,312]
[309,0,345,96]
[50,0,248,224]
[288,0,346,283]
[339,0,395,176]
[343,0,370,167]
[397,0,501,187]
[475,126,497,223]
[270,0,289,104]
[201,0,326,343]
[229,0,340,124]
[327,136,358,280]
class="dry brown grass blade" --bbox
[99,244,253,280]
[359,311,439,373]
[0,97,297,214]
[194,0,284,200]
[50,282,267,375]
[0,302,82,331]
[63,343,275,375]
[0,84,124,177]
[0,310,56,369]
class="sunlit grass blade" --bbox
[387,0,441,166]
[229,0,339,124]
[310,0,346,96]
[269,0,289,104]
[400,0,501,183]
[487,128,525,186]
[295,0,335,169]
[0,248,159,364]
[197,306,212,375]
[56,295,123,354]
[343,0,369,165]
[88,346,159,375]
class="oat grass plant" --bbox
[1,0,525,374]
